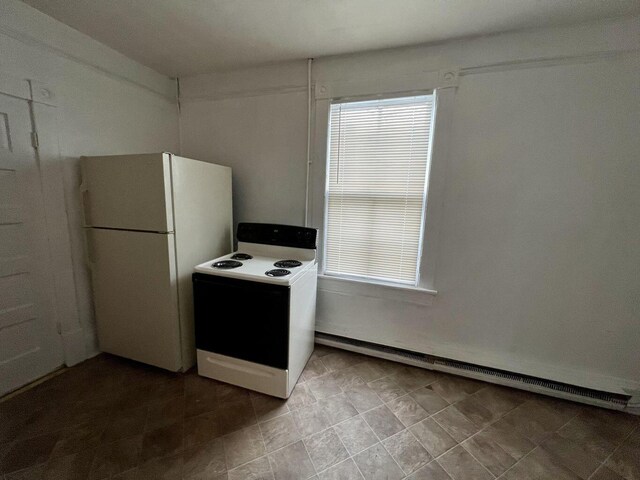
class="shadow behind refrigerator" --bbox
[81,153,232,371]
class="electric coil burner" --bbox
[231,253,253,260]
[193,223,318,399]
[274,260,302,268]
[212,260,243,269]
[266,268,291,277]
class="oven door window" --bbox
[193,274,290,369]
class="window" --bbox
[324,94,435,285]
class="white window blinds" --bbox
[324,94,434,285]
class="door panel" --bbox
[88,228,181,371]
[81,153,173,232]
[0,93,64,396]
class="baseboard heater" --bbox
[315,332,635,413]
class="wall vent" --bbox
[315,332,630,410]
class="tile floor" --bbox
[0,345,638,479]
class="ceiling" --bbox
[22,0,640,77]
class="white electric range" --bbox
[193,223,318,398]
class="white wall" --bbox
[180,62,309,228]
[179,16,640,394]
[0,0,179,358]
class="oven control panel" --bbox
[237,223,317,249]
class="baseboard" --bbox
[60,327,87,367]
[315,332,637,414]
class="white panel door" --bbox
[80,153,174,232]
[87,228,181,371]
[0,93,64,395]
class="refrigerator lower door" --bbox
[87,228,181,371]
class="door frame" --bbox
[0,73,85,367]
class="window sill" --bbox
[317,274,437,306]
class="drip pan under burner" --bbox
[231,253,253,260]
[274,259,302,268]
[265,268,291,277]
[213,260,243,269]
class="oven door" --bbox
[193,273,290,369]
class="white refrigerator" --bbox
[81,153,232,371]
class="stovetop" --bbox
[194,242,316,285]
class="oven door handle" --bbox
[205,356,277,378]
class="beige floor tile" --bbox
[469,385,530,417]
[268,440,316,480]
[136,453,183,480]
[228,455,274,480]
[557,416,619,460]
[437,445,492,480]
[409,418,457,458]
[216,394,257,434]
[251,392,289,422]
[430,375,485,404]
[0,432,60,475]
[390,367,439,392]
[382,429,431,475]
[332,369,364,391]
[343,379,383,413]
[50,421,107,458]
[405,461,452,480]
[475,423,535,461]
[432,405,479,443]
[606,442,640,480]
[362,406,405,441]
[347,362,388,383]
[590,465,627,480]
[101,405,148,443]
[287,383,317,410]
[111,468,140,480]
[308,374,343,400]
[408,386,449,415]
[183,411,225,449]
[318,458,364,480]
[454,394,500,428]
[223,425,265,469]
[334,416,378,456]
[367,377,407,403]
[293,403,331,437]
[501,447,581,480]
[540,433,601,479]
[572,407,639,450]
[260,413,301,453]
[353,444,404,480]
[89,434,143,479]
[145,396,184,431]
[140,421,183,462]
[386,395,429,427]
[322,351,366,373]
[319,394,358,426]
[304,428,349,472]
[462,432,517,476]
[13,449,95,480]
[183,437,226,479]
[302,358,330,383]
[497,400,570,445]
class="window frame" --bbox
[310,77,457,299]
[322,93,435,287]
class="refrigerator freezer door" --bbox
[87,228,181,371]
[81,153,174,232]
